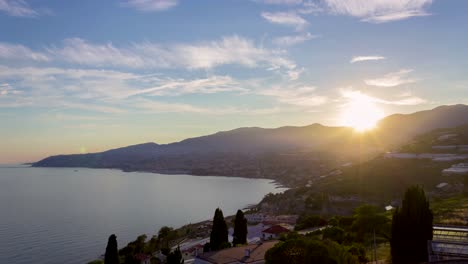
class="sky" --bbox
[0,0,468,163]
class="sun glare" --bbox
[341,91,384,132]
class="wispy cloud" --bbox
[127,76,247,97]
[0,42,50,61]
[273,32,317,46]
[0,0,39,17]
[341,89,426,106]
[350,55,385,63]
[44,37,297,75]
[287,68,304,81]
[259,85,327,107]
[0,66,252,101]
[257,0,303,4]
[0,37,300,80]
[297,1,324,14]
[365,69,417,87]
[0,65,261,115]
[122,0,178,12]
[261,11,309,31]
[0,83,20,96]
[323,0,433,23]
[136,98,283,115]
[48,38,147,68]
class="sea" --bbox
[0,166,286,264]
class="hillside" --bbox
[375,104,468,147]
[255,124,468,219]
[34,104,468,185]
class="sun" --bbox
[340,92,384,132]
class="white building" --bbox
[261,225,291,240]
[245,214,265,223]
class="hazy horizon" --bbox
[1,0,468,163]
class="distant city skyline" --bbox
[1,0,468,163]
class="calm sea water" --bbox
[0,166,285,264]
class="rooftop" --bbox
[197,241,278,264]
[262,225,291,235]
[429,225,468,261]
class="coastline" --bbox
[30,164,291,188]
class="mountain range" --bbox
[33,104,468,184]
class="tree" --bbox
[322,227,345,244]
[167,247,184,264]
[158,226,175,252]
[104,234,119,264]
[119,234,148,264]
[210,208,229,251]
[295,215,327,231]
[232,210,248,245]
[265,237,358,264]
[391,186,433,264]
[351,205,390,240]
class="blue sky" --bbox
[0,0,467,163]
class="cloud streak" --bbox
[323,0,433,23]
[273,32,317,46]
[261,11,309,30]
[127,76,247,97]
[0,65,265,115]
[350,56,385,63]
[0,0,39,17]
[341,90,426,106]
[365,69,417,87]
[0,36,299,80]
[0,42,50,61]
[122,0,178,12]
[258,0,303,4]
[259,85,327,107]
[43,37,298,75]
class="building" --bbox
[261,225,291,240]
[194,241,278,264]
[262,215,298,225]
[172,237,211,262]
[245,214,265,223]
[428,225,468,262]
[442,163,468,175]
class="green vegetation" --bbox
[87,260,104,264]
[105,234,119,264]
[321,159,449,201]
[400,124,468,153]
[295,215,327,231]
[391,186,433,264]
[351,205,390,240]
[232,210,247,245]
[119,234,148,264]
[290,204,391,263]
[431,195,468,225]
[209,208,229,251]
[158,226,177,253]
[265,234,360,264]
[166,247,184,264]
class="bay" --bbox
[0,166,285,264]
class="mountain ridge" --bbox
[33,104,468,185]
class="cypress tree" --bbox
[390,186,433,264]
[232,210,248,245]
[104,234,119,264]
[210,208,229,251]
[167,246,184,264]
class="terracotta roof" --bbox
[262,225,290,235]
[198,241,278,264]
